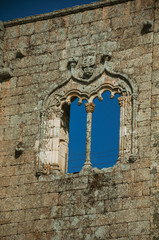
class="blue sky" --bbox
[68,92,120,172]
[1,0,120,172]
[1,0,96,21]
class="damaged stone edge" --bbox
[0,68,13,80]
[3,0,134,27]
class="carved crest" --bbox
[68,48,105,83]
[82,49,96,79]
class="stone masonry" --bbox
[0,0,159,239]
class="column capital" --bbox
[41,107,64,119]
[85,102,95,113]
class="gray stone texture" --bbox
[0,0,158,239]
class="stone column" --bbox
[118,96,125,162]
[83,102,95,168]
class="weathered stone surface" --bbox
[0,0,158,239]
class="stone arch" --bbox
[36,65,138,175]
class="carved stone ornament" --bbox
[82,49,96,79]
[41,106,64,119]
[67,48,111,84]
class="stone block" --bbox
[18,221,34,234]
[4,127,20,140]
[137,108,151,122]
[117,184,129,198]
[110,223,128,238]
[138,90,151,101]
[116,209,138,223]
[62,204,74,217]
[134,168,150,182]
[153,57,159,71]
[20,23,34,36]
[68,23,89,39]
[128,182,144,197]
[138,125,150,136]
[82,9,101,24]
[0,197,21,211]
[122,170,135,183]
[154,32,159,45]
[23,124,39,136]
[0,223,18,237]
[30,32,49,46]
[21,194,42,209]
[51,206,62,218]
[0,177,11,187]
[94,225,110,239]
[0,128,4,141]
[35,20,49,33]
[5,26,19,39]
[137,208,150,221]
[34,219,54,232]
[128,221,150,236]
[42,193,59,207]
[50,17,66,30]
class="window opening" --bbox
[37,65,138,176]
[91,91,120,169]
[67,98,87,173]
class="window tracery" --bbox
[36,49,138,176]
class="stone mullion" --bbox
[83,102,95,168]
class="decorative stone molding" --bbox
[67,50,113,84]
[41,106,64,119]
[36,163,61,176]
[85,103,95,113]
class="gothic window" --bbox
[36,50,138,176]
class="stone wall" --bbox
[0,0,158,239]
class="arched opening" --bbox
[91,91,120,168]
[67,98,87,173]
[38,72,137,175]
